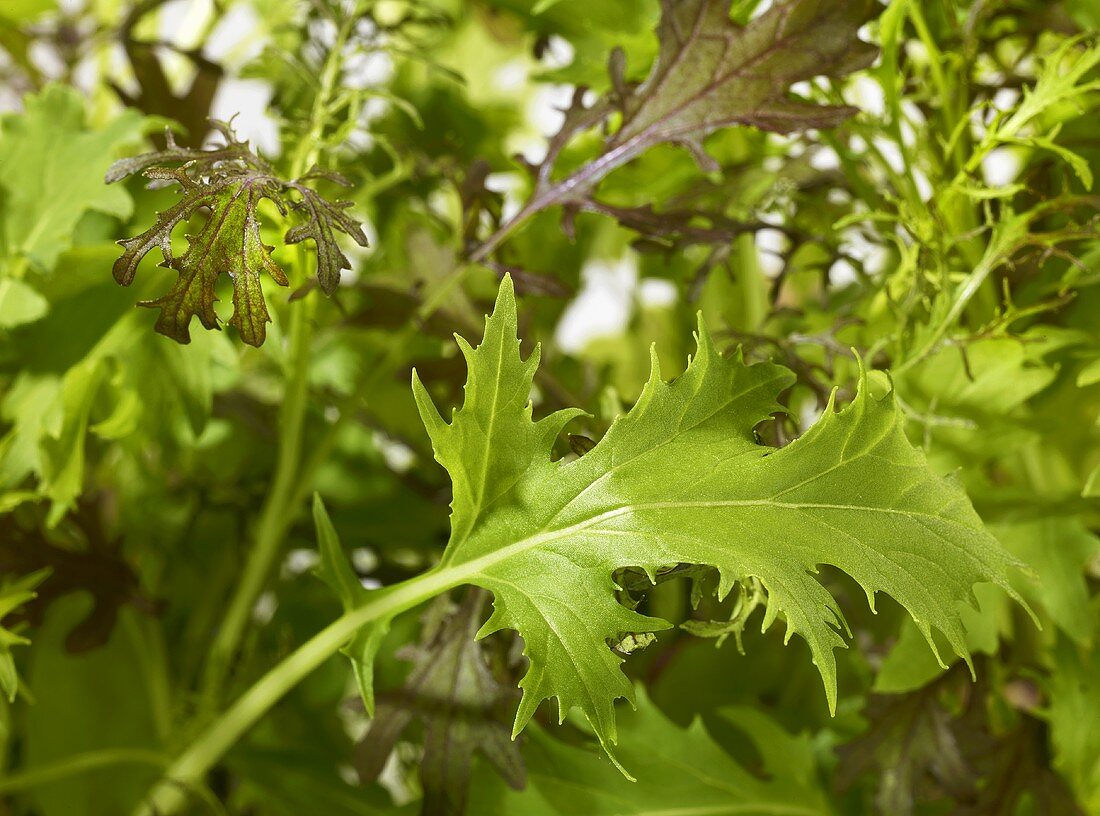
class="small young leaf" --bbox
[108,124,368,346]
[312,494,388,716]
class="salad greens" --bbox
[1,1,1098,815]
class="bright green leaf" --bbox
[0,85,144,272]
[0,277,48,328]
[408,276,1022,758]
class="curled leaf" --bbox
[107,122,368,346]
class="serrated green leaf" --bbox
[0,568,49,702]
[409,275,1022,758]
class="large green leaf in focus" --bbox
[408,276,1022,758]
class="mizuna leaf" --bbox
[107,124,368,346]
[123,173,289,346]
[286,171,369,296]
[410,275,1022,760]
[611,0,878,153]
[505,0,877,221]
[0,85,145,272]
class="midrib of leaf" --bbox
[188,182,246,265]
[465,330,509,552]
[456,499,983,579]
[620,1,707,130]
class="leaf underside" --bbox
[409,276,1022,759]
[528,0,879,205]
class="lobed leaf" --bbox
[516,0,878,210]
[106,123,368,346]
[409,275,1024,759]
[612,0,877,150]
[0,85,145,272]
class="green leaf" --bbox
[39,359,109,526]
[1078,356,1100,388]
[0,278,48,328]
[468,690,827,815]
[873,584,1004,695]
[21,596,162,816]
[995,519,1100,647]
[312,494,388,716]
[0,85,144,272]
[1049,625,1100,815]
[0,568,49,702]
[0,0,53,22]
[410,275,1022,758]
[1085,463,1100,498]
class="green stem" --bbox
[137,565,466,816]
[199,291,318,708]
[198,11,356,710]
